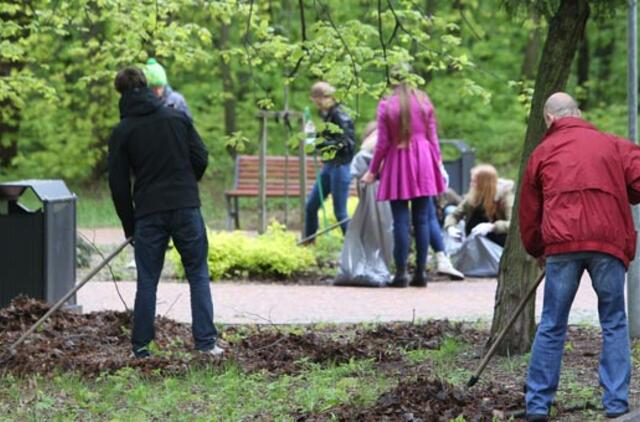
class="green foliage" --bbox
[1,0,479,182]
[170,221,315,280]
[0,0,634,219]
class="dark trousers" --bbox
[389,196,432,272]
[132,208,217,353]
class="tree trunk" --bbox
[521,9,541,80]
[488,0,590,356]
[219,22,238,157]
[421,0,437,84]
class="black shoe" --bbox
[526,415,548,422]
[410,271,428,287]
[606,410,629,419]
[389,269,409,288]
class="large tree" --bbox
[488,0,624,355]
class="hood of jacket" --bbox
[119,87,163,118]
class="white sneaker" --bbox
[202,345,224,356]
[435,252,464,280]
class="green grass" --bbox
[0,359,390,421]
[71,177,308,231]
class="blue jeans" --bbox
[389,196,432,272]
[304,162,351,237]
[526,252,630,416]
[133,208,218,354]
[428,197,445,253]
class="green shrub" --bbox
[170,222,315,281]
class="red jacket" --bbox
[519,117,640,268]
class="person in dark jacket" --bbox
[304,81,356,239]
[519,92,640,421]
[108,67,222,358]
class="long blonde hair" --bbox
[360,121,377,152]
[468,164,498,220]
[389,84,429,148]
[395,84,412,147]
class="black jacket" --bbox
[108,87,208,238]
[316,103,355,165]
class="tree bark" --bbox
[220,23,237,138]
[488,0,590,356]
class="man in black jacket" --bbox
[108,67,222,358]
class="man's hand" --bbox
[537,256,546,268]
[471,222,495,236]
[361,171,376,184]
[447,226,463,240]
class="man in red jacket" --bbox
[519,92,640,421]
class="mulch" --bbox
[0,297,618,420]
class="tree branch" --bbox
[316,0,360,114]
[378,0,390,84]
[287,0,309,79]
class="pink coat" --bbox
[369,92,446,201]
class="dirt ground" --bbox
[1,297,635,421]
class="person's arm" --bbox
[424,99,442,164]
[108,127,135,238]
[350,150,372,179]
[519,156,544,258]
[315,107,355,153]
[619,137,640,204]
[443,200,467,229]
[368,100,391,175]
[187,120,208,181]
[493,182,515,234]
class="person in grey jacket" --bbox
[335,123,393,286]
[143,58,192,121]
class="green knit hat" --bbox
[143,58,168,87]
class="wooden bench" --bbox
[225,155,356,229]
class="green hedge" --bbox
[170,222,315,281]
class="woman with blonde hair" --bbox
[444,164,514,247]
[304,81,356,241]
[362,65,446,287]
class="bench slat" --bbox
[227,154,356,198]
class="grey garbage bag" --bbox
[334,181,393,287]
[450,233,503,277]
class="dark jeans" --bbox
[133,208,217,354]
[428,197,445,253]
[526,252,629,416]
[389,196,432,272]
[304,162,351,237]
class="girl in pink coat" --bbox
[362,68,446,287]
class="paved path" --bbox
[77,277,602,326]
[77,227,603,325]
